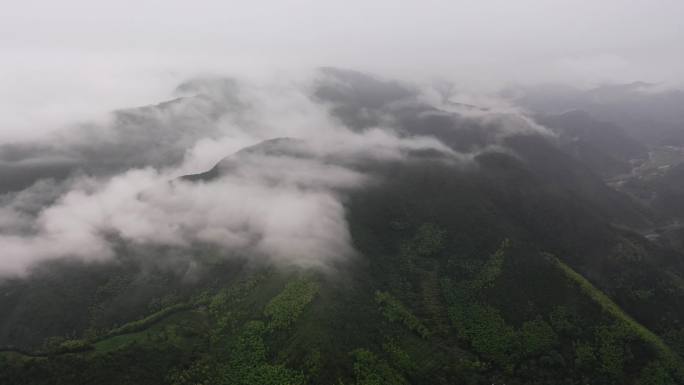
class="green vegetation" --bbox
[551,255,684,378]
[638,362,677,385]
[103,302,197,339]
[447,298,517,366]
[375,291,430,339]
[441,241,521,366]
[381,340,415,373]
[93,309,208,353]
[264,278,319,330]
[221,321,306,385]
[3,220,684,385]
[436,241,684,384]
[350,349,408,385]
[410,223,446,257]
[167,321,306,385]
[518,318,558,356]
[468,239,508,290]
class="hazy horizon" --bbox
[2,0,684,142]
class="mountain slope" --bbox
[2,71,684,384]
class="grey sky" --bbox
[1,0,683,139]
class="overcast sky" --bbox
[1,0,683,141]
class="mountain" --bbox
[504,82,684,145]
[534,110,647,178]
[2,71,684,384]
[0,77,242,194]
[507,81,684,226]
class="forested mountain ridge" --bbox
[2,70,684,384]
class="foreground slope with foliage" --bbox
[2,236,682,385]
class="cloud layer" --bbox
[1,72,487,276]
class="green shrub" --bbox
[573,342,597,370]
[382,340,414,372]
[264,278,319,330]
[469,239,509,290]
[447,300,516,366]
[351,349,408,385]
[412,223,446,257]
[638,362,676,385]
[57,339,93,353]
[375,291,430,338]
[518,318,558,357]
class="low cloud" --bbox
[0,72,466,276]
[0,70,553,276]
[0,163,359,275]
